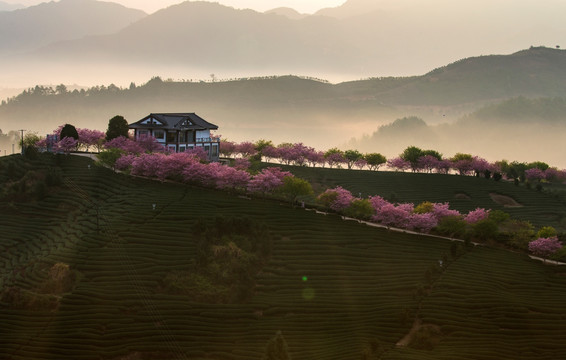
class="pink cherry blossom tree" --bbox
[306,149,326,168]
[184,147,209,162]
[324,148,346,169]
[354,158,368,170]
[543,168,560,182]
[372,202,412,228]
[407,212,438,233]
[220,140,237,158]
[54,136,78,154]
[387,157,411,172]
[105,136,144,154]
[528,236,563,261]
[247,167,293,194]
[431,203,461,220]
[261,145,280,163]
[137,135,166,153]
[525,168,546,182]
[464,208,490,224]
[317,186,355,211]
[433,159,452,174]
[417,155,440,173]
[233,158,251,170]
[77,128,105,152]
[235,141,257,158]
[115,154,137,172]
[368,195,389,212]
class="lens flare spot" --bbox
[302,276,308,282]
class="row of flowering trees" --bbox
[316,186,563,260]
[318,186,490,233]
[35,124,566,184]
[113,151,295,194]
[220,141,566,183]
[220,141,388,170]
[98,137,314,203]
[35,126,106,154]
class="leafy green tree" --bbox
[279,177,313,204]
[105,115,129,141]
[527,161,549,171]
[364,153,387,171]
[262,330,291,360]
[500,220,535,249]
[60,124,79,140]
[254,139,274,153]
[96,148,124,170]
[421,149,442,160]
[435,216,467,238]
[344,198,374,220]
[400,146,424,170]
[537,226,557,239]
[450,153,473,162]
[23,132,40,148]
[344,149,363,169]
[488,210,510,224]
[471,219,498,242]
[414,201,434,214]
[507,161,528,182]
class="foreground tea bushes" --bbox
[2,154,566,359]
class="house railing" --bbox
[195,137,220,143]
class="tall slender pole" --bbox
[18,129,25,155]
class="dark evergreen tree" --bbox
[59,123,79,140]
[105,115,129,141]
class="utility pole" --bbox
[18,129,25,155]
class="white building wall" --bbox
[196,130,210,140]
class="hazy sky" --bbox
[8,0,348,13]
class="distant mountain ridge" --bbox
[0,0,146,54]
[364,46,566,105]
[0,0,560,82]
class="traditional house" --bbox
[129,113,220,161]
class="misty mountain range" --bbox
[1,0,566,80]
[0,0,146,54]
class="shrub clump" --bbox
[162,216,273,303]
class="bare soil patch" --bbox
[454,193,471,200]
[490,193,523,207]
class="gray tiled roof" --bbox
[129,113,218,130]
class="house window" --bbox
[212,144,218,157]
[179,131,187,143]
[153,130,165,140]
[138,130,149,139]
[168,145,177,152]
[179,146,186,152]
[167,132,176,143]
[188,131,195,142]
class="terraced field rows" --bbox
[1,155,566,359]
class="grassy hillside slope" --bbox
[1,154,566,359]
